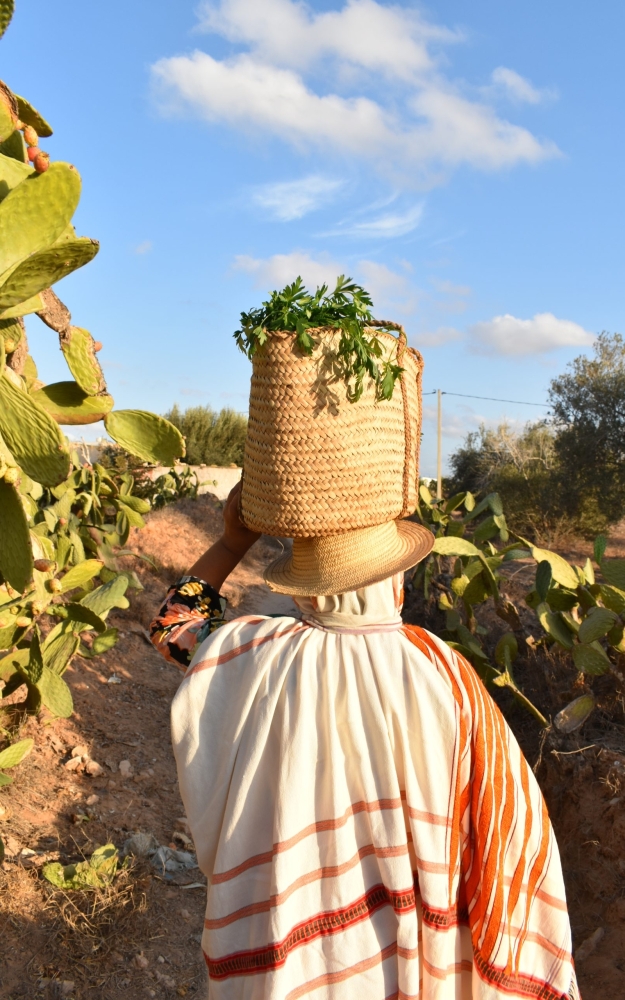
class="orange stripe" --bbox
[185,622,305,678]
[206,844,411,929]
[211,797,405,884]
[536,887,568,912]
[285,942,397,1000]
[422,957,473,980]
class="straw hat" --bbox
[264,519,434,596]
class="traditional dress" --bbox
[151,574,579,1000]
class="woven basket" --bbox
[240,322,423,537]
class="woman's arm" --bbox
[187,483,261,590]
[150,483,261,669]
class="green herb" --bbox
[234,275,404,402]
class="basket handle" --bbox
[366,319,407,362]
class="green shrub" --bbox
[163,405,247,467]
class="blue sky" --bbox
[6,0,624,474]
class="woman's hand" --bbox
[222,482,261,558]
[187,480,261,591]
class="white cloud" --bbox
[152,0,559,185]
[196,0,459,82]
[415,325,463,347]
[322,202,424,239]
[430,277,471,297]
[252,175,343,221]
[135,240,152,254]
[357,260,419,314]
[233,251,344,290]
[233,251,420,314]
[491,67,550,105]
[469,312,594,356]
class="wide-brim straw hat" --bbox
[264,519,434,596]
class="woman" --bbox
[151,484,579,1000]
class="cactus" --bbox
[0,0,13,40]
[0,3,185,752]
[0,149,30,192]
[0,236,99,312]
[14,93,53,138]
[105,410,186,466]
[0,290,43,319]
[0,478,32,590]
[0,315,22,351]
[0,80,17,141]
[0,128,25,162]
[0,372,70,484]
[32,381,113,425]
[0,163,81,278]
[60,326,106,395]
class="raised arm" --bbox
[149,483,261,670]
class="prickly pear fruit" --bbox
[105,410,185,466]
[0,237,99,313]
[47,578,62,593]
[33,152,49,173]
[26,145,40,161]
[0,162,81,279]
[93,341,102,352]
[0,316,22,352]
[0,478,33,592]
[33,559,55,572]
[14,93,53,138]
[58,517,67,526]
[15,615,31,627]
[30,600,45,615]
[60,326,106,395]
[23,125,37,146]
[32,381,114,425]
[0,1,14,41]
[3,465,18,483]
[0,371,71,485]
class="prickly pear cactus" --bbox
[0,0,186,761]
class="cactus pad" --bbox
[32,381,114,425]
[0,237,99,312]
[60,327,106,395]
[0,291,43,319]
[0,129,26,163]
[0,372,70,484]
[0,0,14,40]
[14,94,53,138]
[0,82,17,144]
[0,479,33,592]
[0,150,31,202]
[105,410,185,465]
[0,162,81,279]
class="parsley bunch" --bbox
[234,275,404,402]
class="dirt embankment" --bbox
[0,496,623,998]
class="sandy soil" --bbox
[0,497,623,998]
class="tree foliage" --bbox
[163,405,247,467]
[449,334,625,541]
[549,332,625,531]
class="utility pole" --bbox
[436,389,442,500]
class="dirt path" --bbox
[0,496,623,997]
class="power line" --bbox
[423,390,549,407]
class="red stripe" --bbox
[205,885,413,980]
[285,942,397,1000]
[211,796,405,884]
[206,843,411,929]
[185,622,305,678]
